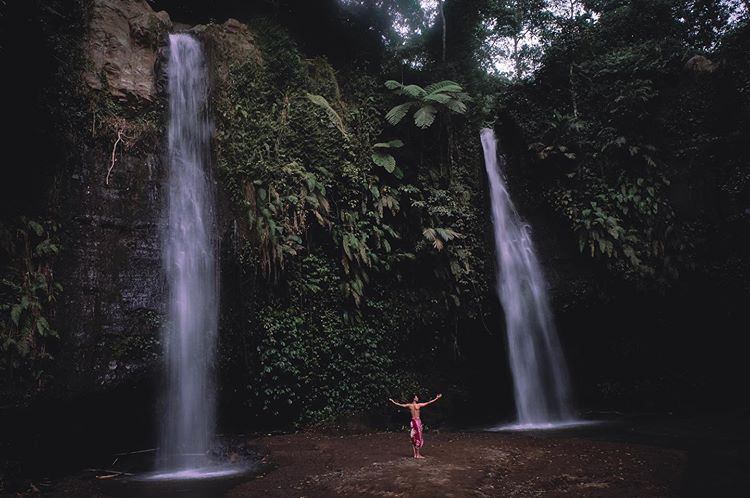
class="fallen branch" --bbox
[96,473,123,480]
[113,448,157,456]
[85,468,135,478]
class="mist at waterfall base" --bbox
[480,128,586,431]
[138,33,248,482]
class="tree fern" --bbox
[385,102,413,126]
[400,84,427,99]
[384,79,470,130]
[414,105,438,129]
[424,80,462,94]
[424,93,452,105]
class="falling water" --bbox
[481,128,575,428]
[160,33,218,473]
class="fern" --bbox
[423,227,463,251]
[400,84,427,99]
[424,93,452,105]
[385,102,413,126]
[414,105,437,129]
[424,80,462,94]
[372,140,404,173]
[384,79,470,130]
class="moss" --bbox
[88,81,164,159]
[305,57,343,103]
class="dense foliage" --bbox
[213,0,749,422]
[2,0,748,424]
[498,0,749,287]
[212,21,493,424]
[0,218,61,394]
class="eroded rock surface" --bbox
[84,0,172,102]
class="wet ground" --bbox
[4,411,748,497]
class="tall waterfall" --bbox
[481,128,575,428]
[160,33,218,471]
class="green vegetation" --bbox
[498,0,750,285]
[213,20,490,424]
[0,218,61,392]
[384,79,470,129]
[212,2,749,422]
[4,0,748,420]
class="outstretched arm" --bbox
[389,398,408,408]
[418,393,442,407]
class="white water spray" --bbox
[481,128,576,428]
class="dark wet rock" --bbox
[56,145,164,392]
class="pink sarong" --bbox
[410,417,424,448]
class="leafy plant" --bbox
[371,139,404,177]
[0,218,62,386]
[422,227,463,251]
[305,92,349,138]
[384,80,471,129]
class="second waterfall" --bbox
[481,128,575,428]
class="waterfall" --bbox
[160,33,218,471]
[481,128,575,428]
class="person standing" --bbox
[389,393,442,458]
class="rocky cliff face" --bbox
[54,0,260,393]
[55,0,170,393]
[83,0,172,102]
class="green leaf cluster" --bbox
[384,80,470,129]
[0,217,62,389]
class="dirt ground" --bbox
[227,430,685,497]
[11,429,688,497]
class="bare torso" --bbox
[389,394,441,420]
[407,403,427,418]
[407,403,422,419]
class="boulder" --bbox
[199,18,264,84]
[84,0,172,102]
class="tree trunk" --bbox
[569,63,578,118]
[439,0,447,62]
